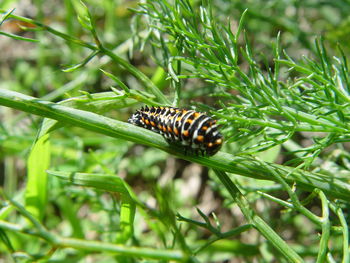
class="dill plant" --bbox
[0,0,349,262]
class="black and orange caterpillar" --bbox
[128,106,223,156]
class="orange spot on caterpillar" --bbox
[196,135,204,142]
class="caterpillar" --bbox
[128,106,223,156]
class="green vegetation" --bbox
[0,0,349,262]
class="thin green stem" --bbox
[3,196,57,244]
[194,224,253,254]
[330,203,349,263]
[316,190,330,263]
[57,237,186,260]
[0,89,349,201]
[0,220,186,261]
[213,169,304,263]
[100,46,170,104]
[0,11,170,105]
[256,159,322,226]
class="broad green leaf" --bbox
[25,134,51,221]
[47,170,132,196]
[48,170,137,244]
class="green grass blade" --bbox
[47,170,131,194]
[116,195,136,244]
[25,134,51,221]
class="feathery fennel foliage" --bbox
[0,0,349,262]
